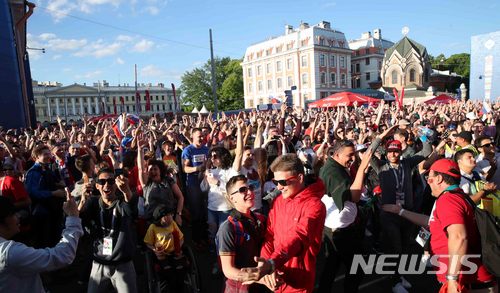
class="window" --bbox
[257,65,262,76]
[365,48,370,55]
[302,73,308,85]
[267,80,272,90]
[330,73,336,84]
[286,58,292,70]
[392,71,398,84]
[319,38,325,46]
[157,104,160,111]
[319,54,325,67]
[301,55,308,67]
[410,69,416,82]
[287,43,293,50]
[248,83,252,93]
[356,63,360,73]
[366,72,371,81]
[258,81,263,92]
[365,57,370,65]
[161,95,165,100]
[248,68,252,77]
[266,63,271,74]
[340,56,345,68]
[248,99,254,108]
[330,55,336,67]
[276,61,282,72]
[125,96,129,101]
[276,46,282,53]
[320,72,326,84]
[162,104,166,110]
[126,105,130,112]
[378,61,382,70]
[287,76,293,87]
[341,74,346,85]
[131,95,135,101]
[277,78,282,89]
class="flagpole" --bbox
[135,64,138,115]
[209,29,218,115]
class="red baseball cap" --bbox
[386,140,402,152]
[429,159,461,178]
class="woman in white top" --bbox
[200,146,238,249]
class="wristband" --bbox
[398,208,405,216]
[446,275,459,281]
[267,259,275,274]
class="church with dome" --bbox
[380,36,432,91]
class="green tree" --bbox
[445,53,470,78]
[179,57,244,112]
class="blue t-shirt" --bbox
[181,144,209,186]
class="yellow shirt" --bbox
[144,221,183,254]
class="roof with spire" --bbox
[385,36,427,59]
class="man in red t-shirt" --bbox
[382,159,497,293]
[0,163,31,209]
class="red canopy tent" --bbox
[424,94,456,105]
[308,92,381,108]
[89,114,118,122]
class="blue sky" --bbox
[28,0,500,87]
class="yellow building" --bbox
[241,21,352,108]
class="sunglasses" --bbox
[272,176,298,186]
[96,178,116,185]
[480,143,494,148]
[230,184,255,195]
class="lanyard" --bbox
[100,207,118,237]
[391,164,404,192]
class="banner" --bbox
[113,97,117,114]
[145,90,151,111]
[171,83,177,112]
[400,87,405,109]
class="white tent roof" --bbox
[199,105,209,114]
[191,107,199,113]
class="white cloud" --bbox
[132,39,154,52]
[52,55,62,60]
[47,38,88,51]
[75,70,102,79]
[46,0,122,21]
[116,57,125,64]
[116,35,133,42]
[27,33,44,60]
[141,65,164,77]
[144,6,159,15]
[74,40,122,58]
[39,33,57,40]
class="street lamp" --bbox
[27,47,45,53]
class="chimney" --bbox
[299,22,309,30]
[361,31,371,39]
[285,25,293,35]
[373,28,381,39]
[319,21,331,29]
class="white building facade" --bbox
[33,82,177,122]
[241,21,352,108]
[348,29,394,89]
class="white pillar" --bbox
[47,97,52,120]
[72,97,76,115]
[79,97,84,115]
[55,98,60,116]
[87,97,92,114]
[95,97,100,114]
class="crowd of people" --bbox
[0,98,499,293]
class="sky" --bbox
[28,0,500,87]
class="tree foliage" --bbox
[179,57,244,112]
[429,53,470,77]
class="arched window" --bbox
[409,69,416,82]
[391,71,398,84]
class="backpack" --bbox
[452,191,500,277]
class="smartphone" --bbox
[115,168,124,177]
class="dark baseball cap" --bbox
[455,131,473,142]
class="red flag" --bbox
[171,83,177,112]
[393,88,400,109]
[145,90,151,111]
[120,96,124,113]
[113,97,117,114]
[135,91,141,113]
[399,87,405,109]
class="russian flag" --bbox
[112,113,140,140]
